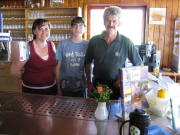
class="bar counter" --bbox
[0,91,175,135]
[0,91,119,135]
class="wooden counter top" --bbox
[0,91,175,135]
[0,92,119,135]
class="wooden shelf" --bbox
[0,7,81,42]
[4,28,25,31]
[27,28,70,33]
[25,7,80,41]
[0,7,25,10]
[26,17,73,22]
[3,19,25,23]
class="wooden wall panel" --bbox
[147,0,155,42]
[158,0,166,68]
[178,0,180,16]
[79,0,84,7]
[84,0,148,5]
[163,0,172,67]
[119,0,148,5]
[67,0,79,8]
[153,0,161,66]
[153,0,161,50]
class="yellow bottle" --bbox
[157,89,167,98]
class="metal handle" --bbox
[119,120,130,135]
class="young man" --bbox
[85,6,142,100]
[56,16,88,97]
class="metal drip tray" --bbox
[0,93,97,120]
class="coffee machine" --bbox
[135,42,161,72]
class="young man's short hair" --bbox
[71,16,86,26]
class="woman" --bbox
[10,19,57,95]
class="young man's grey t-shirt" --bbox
[56,39,88,92]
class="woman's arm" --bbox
[10,61,27,79]
[51,41,56,53]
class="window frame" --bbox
[87,5,147,44]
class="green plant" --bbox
[91,83,112,103]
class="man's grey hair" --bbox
[103,6,123,22]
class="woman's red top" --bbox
[22,41,56,87]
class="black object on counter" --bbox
[119,108,151,135]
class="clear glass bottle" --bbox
[41,0,45,7]
[49,0,53,7]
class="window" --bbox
[88,6,146,45]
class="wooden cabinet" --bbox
[0,62,21,92]
[25,7,81,45]
[0,7,82,45]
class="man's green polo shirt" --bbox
[85,31,142,81]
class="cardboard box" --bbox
[119,66,149,119]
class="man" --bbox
[85,6,142,99]
[56,16,88,97]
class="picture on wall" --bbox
[149,8,166,25]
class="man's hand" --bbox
[113,79,120,88]
[57,85,62,96]
[85,64,94,97]
[87,82,94,97]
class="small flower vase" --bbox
[95,102,108,121]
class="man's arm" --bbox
[56,61,62,96]
[85,64,94,96]
[128,41,143,66]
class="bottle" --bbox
[49,0,53,7]
[154,65,159,78]
[41,0,45,7]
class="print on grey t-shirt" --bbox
[56,39,88,92]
